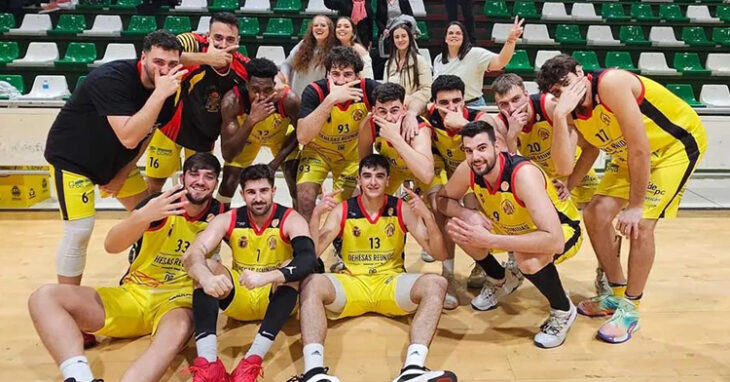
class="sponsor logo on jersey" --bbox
[239,236,248,248]
[268,235,277,250]
[352,225,361,237]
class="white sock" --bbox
[442,259,454,276]
[244,333,274,359]
[60,355,94,382]
[303,343,325,373]
[404,344,428,368]
[195,334,218,363]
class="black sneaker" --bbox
[287,366,340,382]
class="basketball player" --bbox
[536,55,707,343]
[145,12,249,193]
[217,57,300,208]
[183,164,317,381]
[44,30,184,286]
[437,121,579,348]
[28,153,225,382]
[291,154,456,382]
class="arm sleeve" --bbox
[87,71,138,116]
[298,84,321,119]
[177,33,201,53]
[278,236,318,282]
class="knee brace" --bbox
[56,216,95,277]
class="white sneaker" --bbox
[594,266,612,296]
[443,276,459,310]
[420,250,435,263]
[533,298,577,349]
[287,367,340,382]
[466,263,486,289]
[470,269,521,311]
[391,365,457,382]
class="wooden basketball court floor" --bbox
[1,211,729,382]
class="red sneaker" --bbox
[230,355,263,382]
[82,332,97,349]
[186,357,230,382]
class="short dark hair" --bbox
[210,12,238,30]
[431,74,465,101]
[359,154,390,175]
[183,152,221,176]
[536,54,580,93]
[246,57,278,80]
[492,73,526,96]
[143,30,182,53]
[239,164,275,188]
[460,120,496,143]
[372,82,405,104]
[325,46,364,73]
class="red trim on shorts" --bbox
[337,201,347,238]
[396,198,408,233]
[279,208,293,244]
[248,204,278,236]
[357,194,388,224]
[484,153,506,194]
[510,161,539,208]
[226,209,237,239]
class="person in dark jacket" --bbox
[325,0,374,47]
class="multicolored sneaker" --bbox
[594,267,612,297]
[230,355,263,382]
[186,357,230,382]
[577,294,619,317]
[597,297,640,344]
[466,263,486,289]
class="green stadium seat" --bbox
[0,41,20,65]
[666,84,704,107]
[512,1,540,20]
[713,27,730,47]
[48,14,86,36]
[121,15,157,37]
[163,16,192,35]
[263,18,293,37]
[417,21,429,41]
[673,52,711,76]
[555,24,585,45]
[0,74,23,98]
[658,4,689,22]
[601,3,630,21]
[619,26,651,46]
[76,0,110,9]
[604,51,640,73]
[504,49,533,72]
[572,50,601,71]
[273,0,301,13]
[682,26,714,47]
[239,17,259,37]
[717,5,730,23]
[110,0,141,9]
[208,0,237,12]
[630,3,659,21]
[483,0,510,18]
[298,19,310,38]
[238,45,248,57]
[55,42,97,68]
[0,13,15,33]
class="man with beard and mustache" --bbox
[28,153,226,382]
[536,55,707,344]
[436,121,580,349]
[183,164,317,381]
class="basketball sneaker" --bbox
[329,240,345,273]
[420,250,435,263]
[594,267,612,296]
[466,263,486,289]
[230,355,262,382]
[286,367,340,382]
[597,297,639,344]
[533,298,577,349]
[577,294,619,317]
[186,357,230,382]
[391,365,458,382]
[470,268,521,311]
[64,379,104,382]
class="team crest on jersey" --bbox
[385,223,395,237]
[11,186,20,197]
[501,200,515,215]
[352,109,365,122]
[538,128,550,141]
[205,90,221,112]
[238,236,248,248]
[268,236,277,250]
[352,225,361,237]
[600,111,611,125]
[500,181,509,192]
[271,218,280,228]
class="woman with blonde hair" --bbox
[334,16,374,78]
[281,15,336,97]
[383,22,430,114]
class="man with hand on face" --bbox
[437,121,581,349]
[29,153,226,382]
[217,57,301,208]
[146,12,251,194]
[536,55,707,344]
[183,164,317,382]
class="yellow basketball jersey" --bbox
[226,203,294,273]
[470,152,580,237]
[428,105,487,172]
[572,69,706,167]
[372,116,431,174]
[123,197,226,289]
[305,78,373,161]
[339,195,408,276]
[234,86,292,148]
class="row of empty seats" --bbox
[484,2,730,23]
[492,23,730,46]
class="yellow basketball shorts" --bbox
[296,147,358,202]
[324,272,415,320]
[226,129,300,169]
[50,165,147,221]
[93,283,192,338]
[570,169,600,206]
[222,267,275,321]
[554,218,583,264]
[146,129,198,179]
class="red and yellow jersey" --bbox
[372,115,431,175]
[123,196,226,289]
[338,195,408,276]
[572,69,706,167]
[234,85,292,148]
[225,203,294,273]
[427,105,487,173]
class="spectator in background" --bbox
[281,15,335,97]
[325,0,374,48]
[373,0,414,79]
[433,19,523,107]
[335,16,374,78]
[444,0,476,45]
[383,22,431,114]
